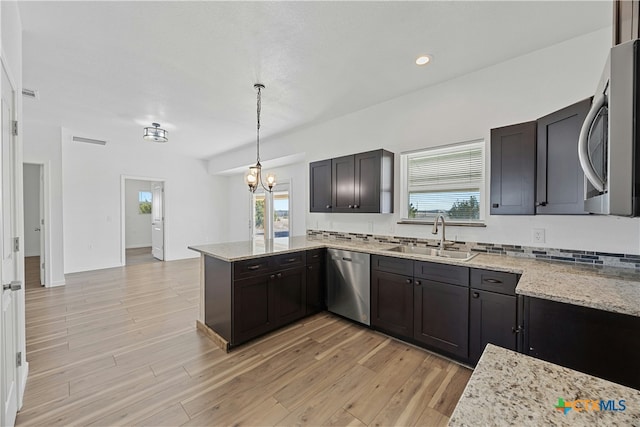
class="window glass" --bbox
[404,140,484,221]
[138,191,152,214]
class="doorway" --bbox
[121,177,165,266]
[23,164,44,288]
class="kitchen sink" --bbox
[385,245,477,261]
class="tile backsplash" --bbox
[306,229,640,270]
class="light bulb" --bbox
[266,173,276,189]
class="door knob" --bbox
[472,292,480,298]
[3,281,22,291]
[35,227,41,232]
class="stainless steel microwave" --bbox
[578,38,640,216]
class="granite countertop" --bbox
[188,236,640,317]
[449,344,640,426]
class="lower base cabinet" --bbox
[371,270,414,338]
[469,290,517,364]
[413,280,469,359]
[205,250,324,347]
[371,255,470,361]
[524,297,640,390]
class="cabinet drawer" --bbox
[306,248,325,264]
[414,261,469,287]
[233,257,273,279]
[470,269,519,295]
[371,255,414,275]
[273,251,305,270]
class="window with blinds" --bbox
[404,140,484,221]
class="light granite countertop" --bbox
[449,344,640,426]
[188,236,640,317]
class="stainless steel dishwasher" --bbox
[326,249,371,326]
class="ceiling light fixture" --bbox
[415,55,432,66]
[143,122,168,143]
[245,83,276,193]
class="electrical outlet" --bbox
[532,228,545,244]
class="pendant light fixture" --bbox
[245,83,276,192]
[143,123,168,143]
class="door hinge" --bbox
[13,237,19,252]
[16,351,22,367]
[12,120,18,136]
[41,262,45,269]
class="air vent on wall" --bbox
[22,88,39,99]
[72,136,107,146]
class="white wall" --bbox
[61,128,227,273]
[124,179,152,249]
[22,123,65,285]
[210,28,640,255]
[23,164,40,256]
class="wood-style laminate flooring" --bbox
[17,257,471,426]
[126,247,161,266]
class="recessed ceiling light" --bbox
[415,55,432,66]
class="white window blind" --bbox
[404,140,484,221]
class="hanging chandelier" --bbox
[245,83,276,192]
[143,123,168,143]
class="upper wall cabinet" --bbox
[309,159,332,212]
[536,98,591,215]
[310,149,394,214]
[490,122,537,215]
[613,0,640,46]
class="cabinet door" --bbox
[305,262,325,315]
[332,155,355,212]
[525,297,640,390]
[536,99,591,215]
[309,159,332,212]
[371,270,414,339]
[414,280,469,359]
[233,274,276,344]
[273,266,307,327]
[469,290,517,364]
[354,151,382,213]
[490,122,537,215]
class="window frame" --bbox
[399,139,486,224]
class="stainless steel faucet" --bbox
[432,214,447,250]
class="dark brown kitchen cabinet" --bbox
[536,99,591,215]
[371,255,470,361]
[309,159,333,212]
[233,274,276,344]
[469,268,520,364]
[413,279,469,359]
[273,266,307,327]
[524,297,640,390]
[332,155,357,212]
[490,121,537,215]
[371,270,414,339]
[233,265,306,344]
[310,149,394,214]
[204,250,313,348]
[614,0,640,45]
[305,249,325,315]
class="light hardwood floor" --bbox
[126,247,161,266]
[17,257,471,426]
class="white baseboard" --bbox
[125,244,152,249]
[47,280,65,288]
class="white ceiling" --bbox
[19,1,612,160]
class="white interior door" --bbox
[151,182,164,260]
[39,166,45,285]
[1,62,19,427]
